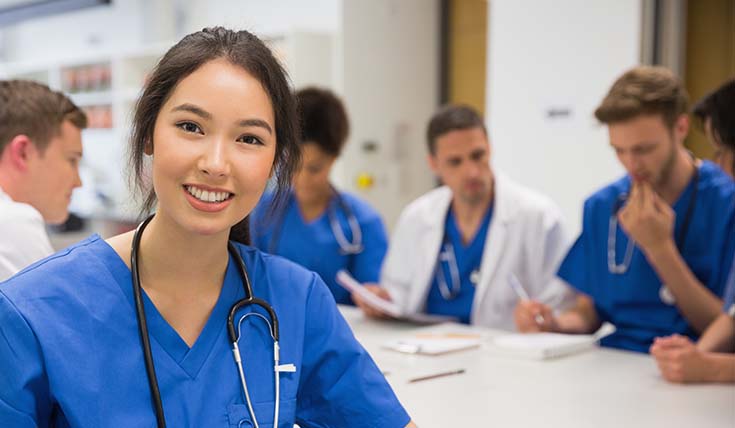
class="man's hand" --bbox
[618,180,675,255]
[352,284,393,319]
[514,300,557,332]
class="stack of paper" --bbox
[492,333,596,360]
[491,324,615,360]
[383,333,483,356]
[336,270,457,324]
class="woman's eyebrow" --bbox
[171,103,211,120]
[237,118,273,135]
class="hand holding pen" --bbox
[509,274,557,333]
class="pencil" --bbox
[408,369,465,383]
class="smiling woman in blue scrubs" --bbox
[251,87,388,305]
[0,28,413,428]
[515,67,735,353]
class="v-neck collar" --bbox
[100,237,241,379]
[446,203,494,250]
[290,189,337,226]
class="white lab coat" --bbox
[381,172,574,330]
[0,186,53,282]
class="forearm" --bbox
[554,296,601,334]
[697,314,735,353]
[645,240,722,333]
[702,352,735,383]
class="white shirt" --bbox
[381,172,575,330]
[0,186,53,282]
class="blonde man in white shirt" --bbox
[0,80,86,281]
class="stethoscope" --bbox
[269,185,363,255]
[434,237,481,300]
[607,166,699,303]
[131,214,294,428]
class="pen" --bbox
[509,274,545,325]
[408,369,465,383]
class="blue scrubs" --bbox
[251,190,388,305]
[721,199,735,317]
[558,161,735,353]
[0,236,410,428]
[425,204,492,324]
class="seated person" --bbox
[651,78,735,382]
[251,87,388,304]
[355,104,574,328]
[515,67,735,353]
[0,28,413,427]
[0,80,86,281]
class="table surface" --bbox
[338,306,735,428]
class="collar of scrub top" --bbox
[131,214,293,428]
[268,184,363,255]
[607,163,700,274]
[434,213,482,301]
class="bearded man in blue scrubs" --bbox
[515,66,735,353]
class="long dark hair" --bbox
[129,27,301,244]
[693,79,735,173]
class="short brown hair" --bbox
[0,80,87,154]
[427,104,487,155]
[594,66,688,130]
[296,87,349,156]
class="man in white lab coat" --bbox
[354,104,574,329]
[0,80,86,281]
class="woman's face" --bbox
[704,118,734,178]
[150,58,277,237]
[292,143,336,202]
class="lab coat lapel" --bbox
[410,188,452,312]
[471,173,513,320]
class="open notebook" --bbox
[336,270,457,324]
[490,324,616,360]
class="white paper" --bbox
[491,324,615,360]
[383,334,482,356]
[336,270,403,317]
[335,270,457,324]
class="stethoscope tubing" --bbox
[269,186,363,255]
[608,166,700,274]
[131,214,280,428]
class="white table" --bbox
[338,306,735,428]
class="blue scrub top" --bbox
[0,236,410,428]
[425,204,493,324]
[251,190,388,305]
[721,198,735,316]
[558,161,735,353]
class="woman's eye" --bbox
[176,121,202,134]
[237,135,264,146]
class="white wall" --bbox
[0,1,145,62]
[0,0,341,63]
[340,0,439,230]
[486,0,641,236]
[184,0,341,37]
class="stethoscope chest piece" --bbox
[469,269,480,285]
